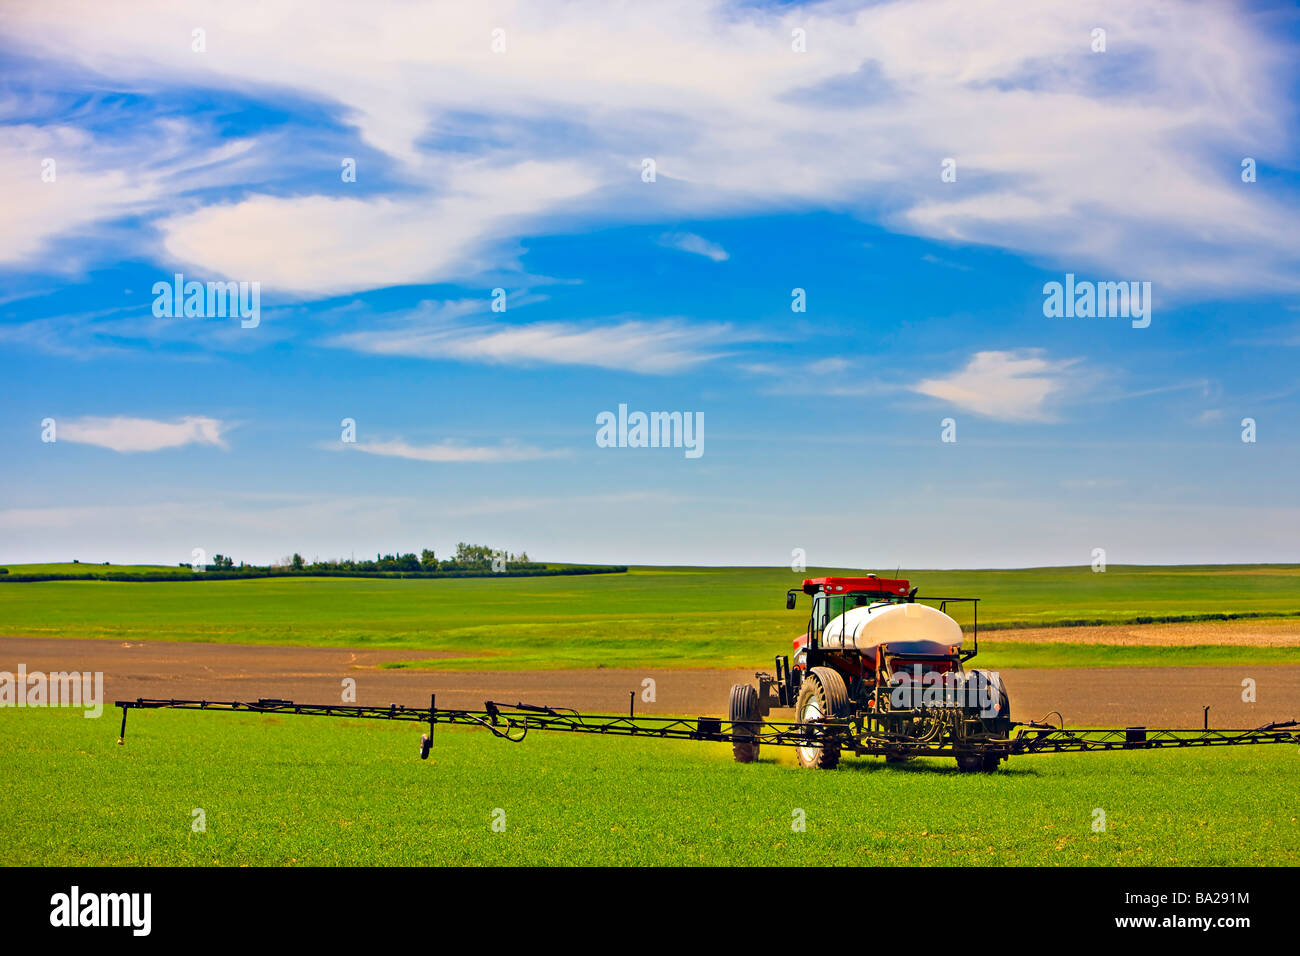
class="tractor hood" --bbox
[820,601,963,654]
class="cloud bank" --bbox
[2,0,1295,299]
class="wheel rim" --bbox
[798,691,823,764]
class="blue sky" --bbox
[2,0,1299,568]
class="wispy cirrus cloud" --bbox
[0,118,255,270]
[657,232,729,262]
[910,349,1083,423]
[739,357,895,397]
[348,439,561,464]
[327,303,754,374]
[55,415,229,452]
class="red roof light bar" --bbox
[801,575,910,596]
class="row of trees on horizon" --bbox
[182,543,537,573]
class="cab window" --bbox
[809,595,828,639]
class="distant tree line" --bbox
[253,543,537,574]
[0,566,626,583]
[0,545,626,583]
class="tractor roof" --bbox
[802,575,910,597]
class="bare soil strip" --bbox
[986,617,1300,647]
[3,635,1296,728]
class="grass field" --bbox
[2,707,1295,866]
[3,565,1296,868]
[0,562,194,577]
[1,564,1297,670]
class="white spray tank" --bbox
[821,601,963,657]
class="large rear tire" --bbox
[795,667,849,770]
[729,683,761,763]
[968,669,1012,736]
[963,669,1011,772]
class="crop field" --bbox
[2,707,1296,867]
[2,563,1297,868]
[1,563,1298,670]
[0,563,195,578]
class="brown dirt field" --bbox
[985,618,1300,647]
[3,635,1297,728]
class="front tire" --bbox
[795,667,849,770]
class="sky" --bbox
[1,0,1299,569]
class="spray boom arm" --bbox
[115,695,1299,761]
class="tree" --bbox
[420,548,438,569]
[454,542,493,566]
[291,553,304,570]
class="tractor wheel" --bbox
[966,669,1011,774]
[968,669,1012,737]
[795,667,849,770]
[729,683,762,764]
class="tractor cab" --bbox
[795,575,913,646]
[788,575,913,661]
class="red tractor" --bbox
[729,575,1011,772]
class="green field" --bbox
[0,564,1297,670]
[4,564,1297,868]
[2,707,1294,866]
[0,562,194,578]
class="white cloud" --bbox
[911,350,1082,422]
[0,120,253,268]
[657,232,729,262]
[328,307,750,374]
[158,159,598,296]
[348,439,560,464]
[56,416,229,452]
[3,0,1296,297]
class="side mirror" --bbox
[786,591,797,610]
